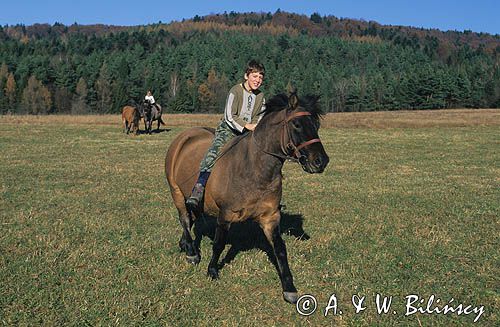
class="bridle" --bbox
[179,107,322,188]
[254,109,322,163]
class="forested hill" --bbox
[0,11,498,114]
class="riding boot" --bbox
[186,171,210,210]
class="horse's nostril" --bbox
[314,158,322,167]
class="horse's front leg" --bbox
[207,221,230,279]
[260,211,298,304]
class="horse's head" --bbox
[142,100,152,116]
[261,91,329,174]
[285,92,329,173]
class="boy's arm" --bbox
[245,97,266,131]
[256,97,266,124]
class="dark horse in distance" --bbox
[164,91,329,303]
[141,100,165,134]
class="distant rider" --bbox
[145,90,159,110]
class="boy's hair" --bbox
[245,60,265,76]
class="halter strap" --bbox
[295,138,322,151]
[251,109,323,162]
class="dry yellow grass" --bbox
[0,114,221,127]
[324,109,500,128]
[0,109,499,128]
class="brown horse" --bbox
[164,91,329,303]
[121,105,140,135]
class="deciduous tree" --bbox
[71,77,90,114]
[22,75,52,114]
[5,73,17,112]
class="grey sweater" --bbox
[224,83,266,133]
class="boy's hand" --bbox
[244,123,256,131]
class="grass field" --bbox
[1,110,499,326]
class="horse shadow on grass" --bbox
[192,210,310,271]
[136,128,171,135]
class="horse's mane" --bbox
[262,93,324,121]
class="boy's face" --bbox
[245,71,264,91]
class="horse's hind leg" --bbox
[260,212,298,304]
[171,186,200,264]
[177,210,200,264]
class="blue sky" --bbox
[1,0,499,35]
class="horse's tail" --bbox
[159,116,166,126]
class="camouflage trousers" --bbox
[199,121,238,173]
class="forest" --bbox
[0,11,498,114]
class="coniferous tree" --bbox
[54,62,77,92]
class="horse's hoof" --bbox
[186,254,200,265]
[207,267,219,280]
[283,291,298,304]
[178,242,186,253]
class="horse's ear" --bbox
[310,94,321,105]
[288,92,299,110]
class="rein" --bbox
[254,110,322,163]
